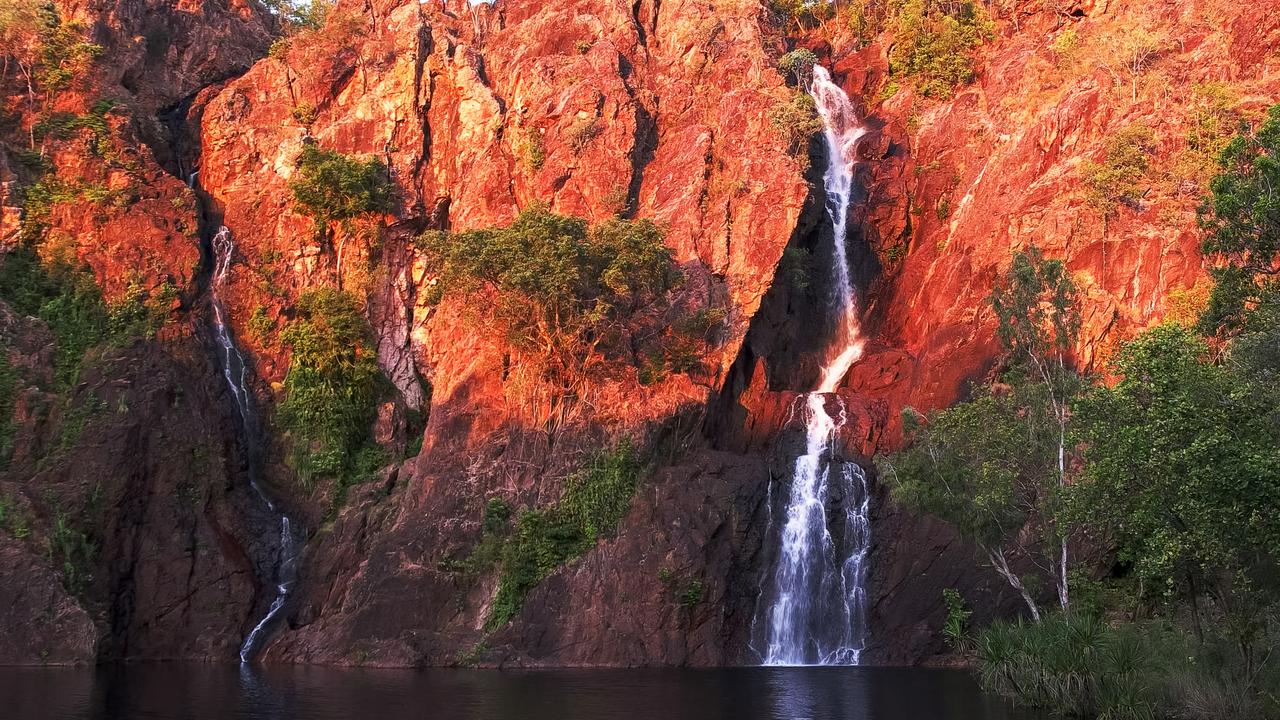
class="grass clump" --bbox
[482,440,641,631]
[517,127,546,171]
[978,614,1161,720]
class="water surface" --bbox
[2,664,1043,720]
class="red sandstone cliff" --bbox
[0,0,1275,666]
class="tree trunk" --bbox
[988,547,1042,622]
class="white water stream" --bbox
[758,65,872,667]
[208,227,300,663]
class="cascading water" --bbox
[208,227,300,663]
[757,65,872,667]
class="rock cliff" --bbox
[0,0,1274,666]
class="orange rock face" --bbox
[3,0,1279,667]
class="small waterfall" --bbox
[208,227,300,663]
[757,65,872,666]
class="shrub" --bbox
[768,91,824,159]
[416,207,686,390]
[678,579,705,609]
[262,0,333,32]
[843,0,891,44]
[942,588,971,649]
[289,145,393,233]
[517,127,545,171]
[0,247,111,389]
[107,281,175,340]
[47,510,95,596]
[1083,124,1155,214]
[768,0,835,31]
[565,116,600,154]
[290,102,318,127]
[247,305,275,345]
[0,350,17,467]
[978,615,1162,720]
[278,288,383,490]
[888,0,993,99]
[777,48,818,85]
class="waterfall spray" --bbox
[757,65,872,667]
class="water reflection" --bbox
[0,664,1042,720]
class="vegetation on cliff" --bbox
[278,287,384,504]
[289,144,393,238]
[445,440,643,635]
[884,109,1280,719]
[416,207,712,396]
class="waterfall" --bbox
[208,227,300,663]
[757,65,872,667]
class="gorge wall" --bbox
[1,0,1275,666]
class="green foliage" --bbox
[883,247,1081,618]
[47,509,96,596]
[0,247,108,388]
[247,305,275,345]
[278,288,383,491]
[678,579,705,609]
[0,349,17,467]
[517,127,546,171]
[779,246,815,293]
[290,102,318,128]
[990,246,1081,379]
[107,281,174,340]
[1184,83,1241,176]
[484,441,641,631]
[888,0,993,99]
[483,497,513,535]
[1083,124,1156,215]
[27,2,102,99]
[777,48,818,85]
[942,588,972,649]
[32,99,115,152]
[1050,27,1080,66]
[884,388,1046,548]
[1199,104,1280,334]
[978,614,1164,720]
[289,145,393,233]
[417,207,688,388]
[1073,324,1280,606]
[262,0,333,31]
[768,91,824,159]
[558,439,641,538]
[767,0,835,29]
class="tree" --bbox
[888,0,994,99]
[990,246,1081,612]
[289,144,393,228]
[416,206,686,399]
[0,1,101,147]
[1199,104,1280,335]
[1073,324,1280,680]
[883,388,1059,620]
[288,144,393,280]
[1098,26,1165,103]
[882,247,1082,619]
